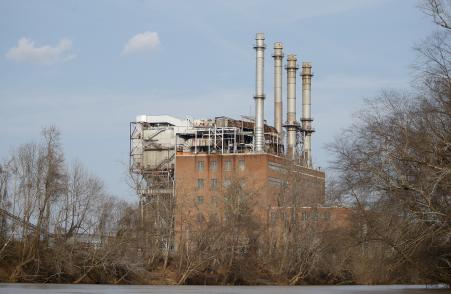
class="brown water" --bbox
[0,284,449,294]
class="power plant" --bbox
[129,33,334,247]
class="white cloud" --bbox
[5,38,76,65]
[122,31,160,55]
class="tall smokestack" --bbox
[285,54,298,159]
[254,33,266,153]
[273,42,283,135]
[301,62,314,167]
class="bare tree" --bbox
[419,0,451,30]
[326,0,451,284]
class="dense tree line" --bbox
[0,127,353,285]
[0,127,143,283]
[328,0,450,284]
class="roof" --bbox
[136,115,187,126]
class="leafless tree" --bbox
[419,0,451,30]
[328,1,451,283]
[0,127,149,283]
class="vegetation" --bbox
[328,0,451,284]
[0,0,449,286]
[0,131,340,285]
[0,127,141,283]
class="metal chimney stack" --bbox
[285,54,299,159]
[254,33,266,153]
[273,42,283,135]
[301,62,314,167]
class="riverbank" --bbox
[0,284,449,294]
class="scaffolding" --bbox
[129,121,176,252]
[175,117,283,156]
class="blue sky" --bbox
[0,0,436,200]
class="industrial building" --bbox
[129,33,344,248]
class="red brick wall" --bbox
[174,153,327,239]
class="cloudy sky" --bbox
[0,0,436,200]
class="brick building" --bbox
[174,153,326,234]
[129,33,350,249]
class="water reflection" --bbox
[0,284,449,294]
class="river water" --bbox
[0,284,449,294]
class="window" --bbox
[210,160,217,171]
[268,177,283,187]
[196,178,204,189]
[323,211,331,221]
[209,213,219,223]
[238,159,245,171]
[223,179,231,188]
[211,195,218,206]
[268,161,286,172]
[196,213,204,224]
[224,159,232,171]
[197,160,204,172]
[302,211,308,221]
[312,210,318,221]
[196,195,204,204]
[270,211,277,224]
[210,178,218,191]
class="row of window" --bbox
[270,210,331,224]
[302,210,331,221]
[197,159,245,172]
[195,212,243,225]
[196,178,232,190]
[195,212,220,224]
[195,195,219,205]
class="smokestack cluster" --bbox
[285,54,298,159]
[272,42,283,135]
[253,33,266,153]
[252,33,314,166]
[301,62,314,167]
